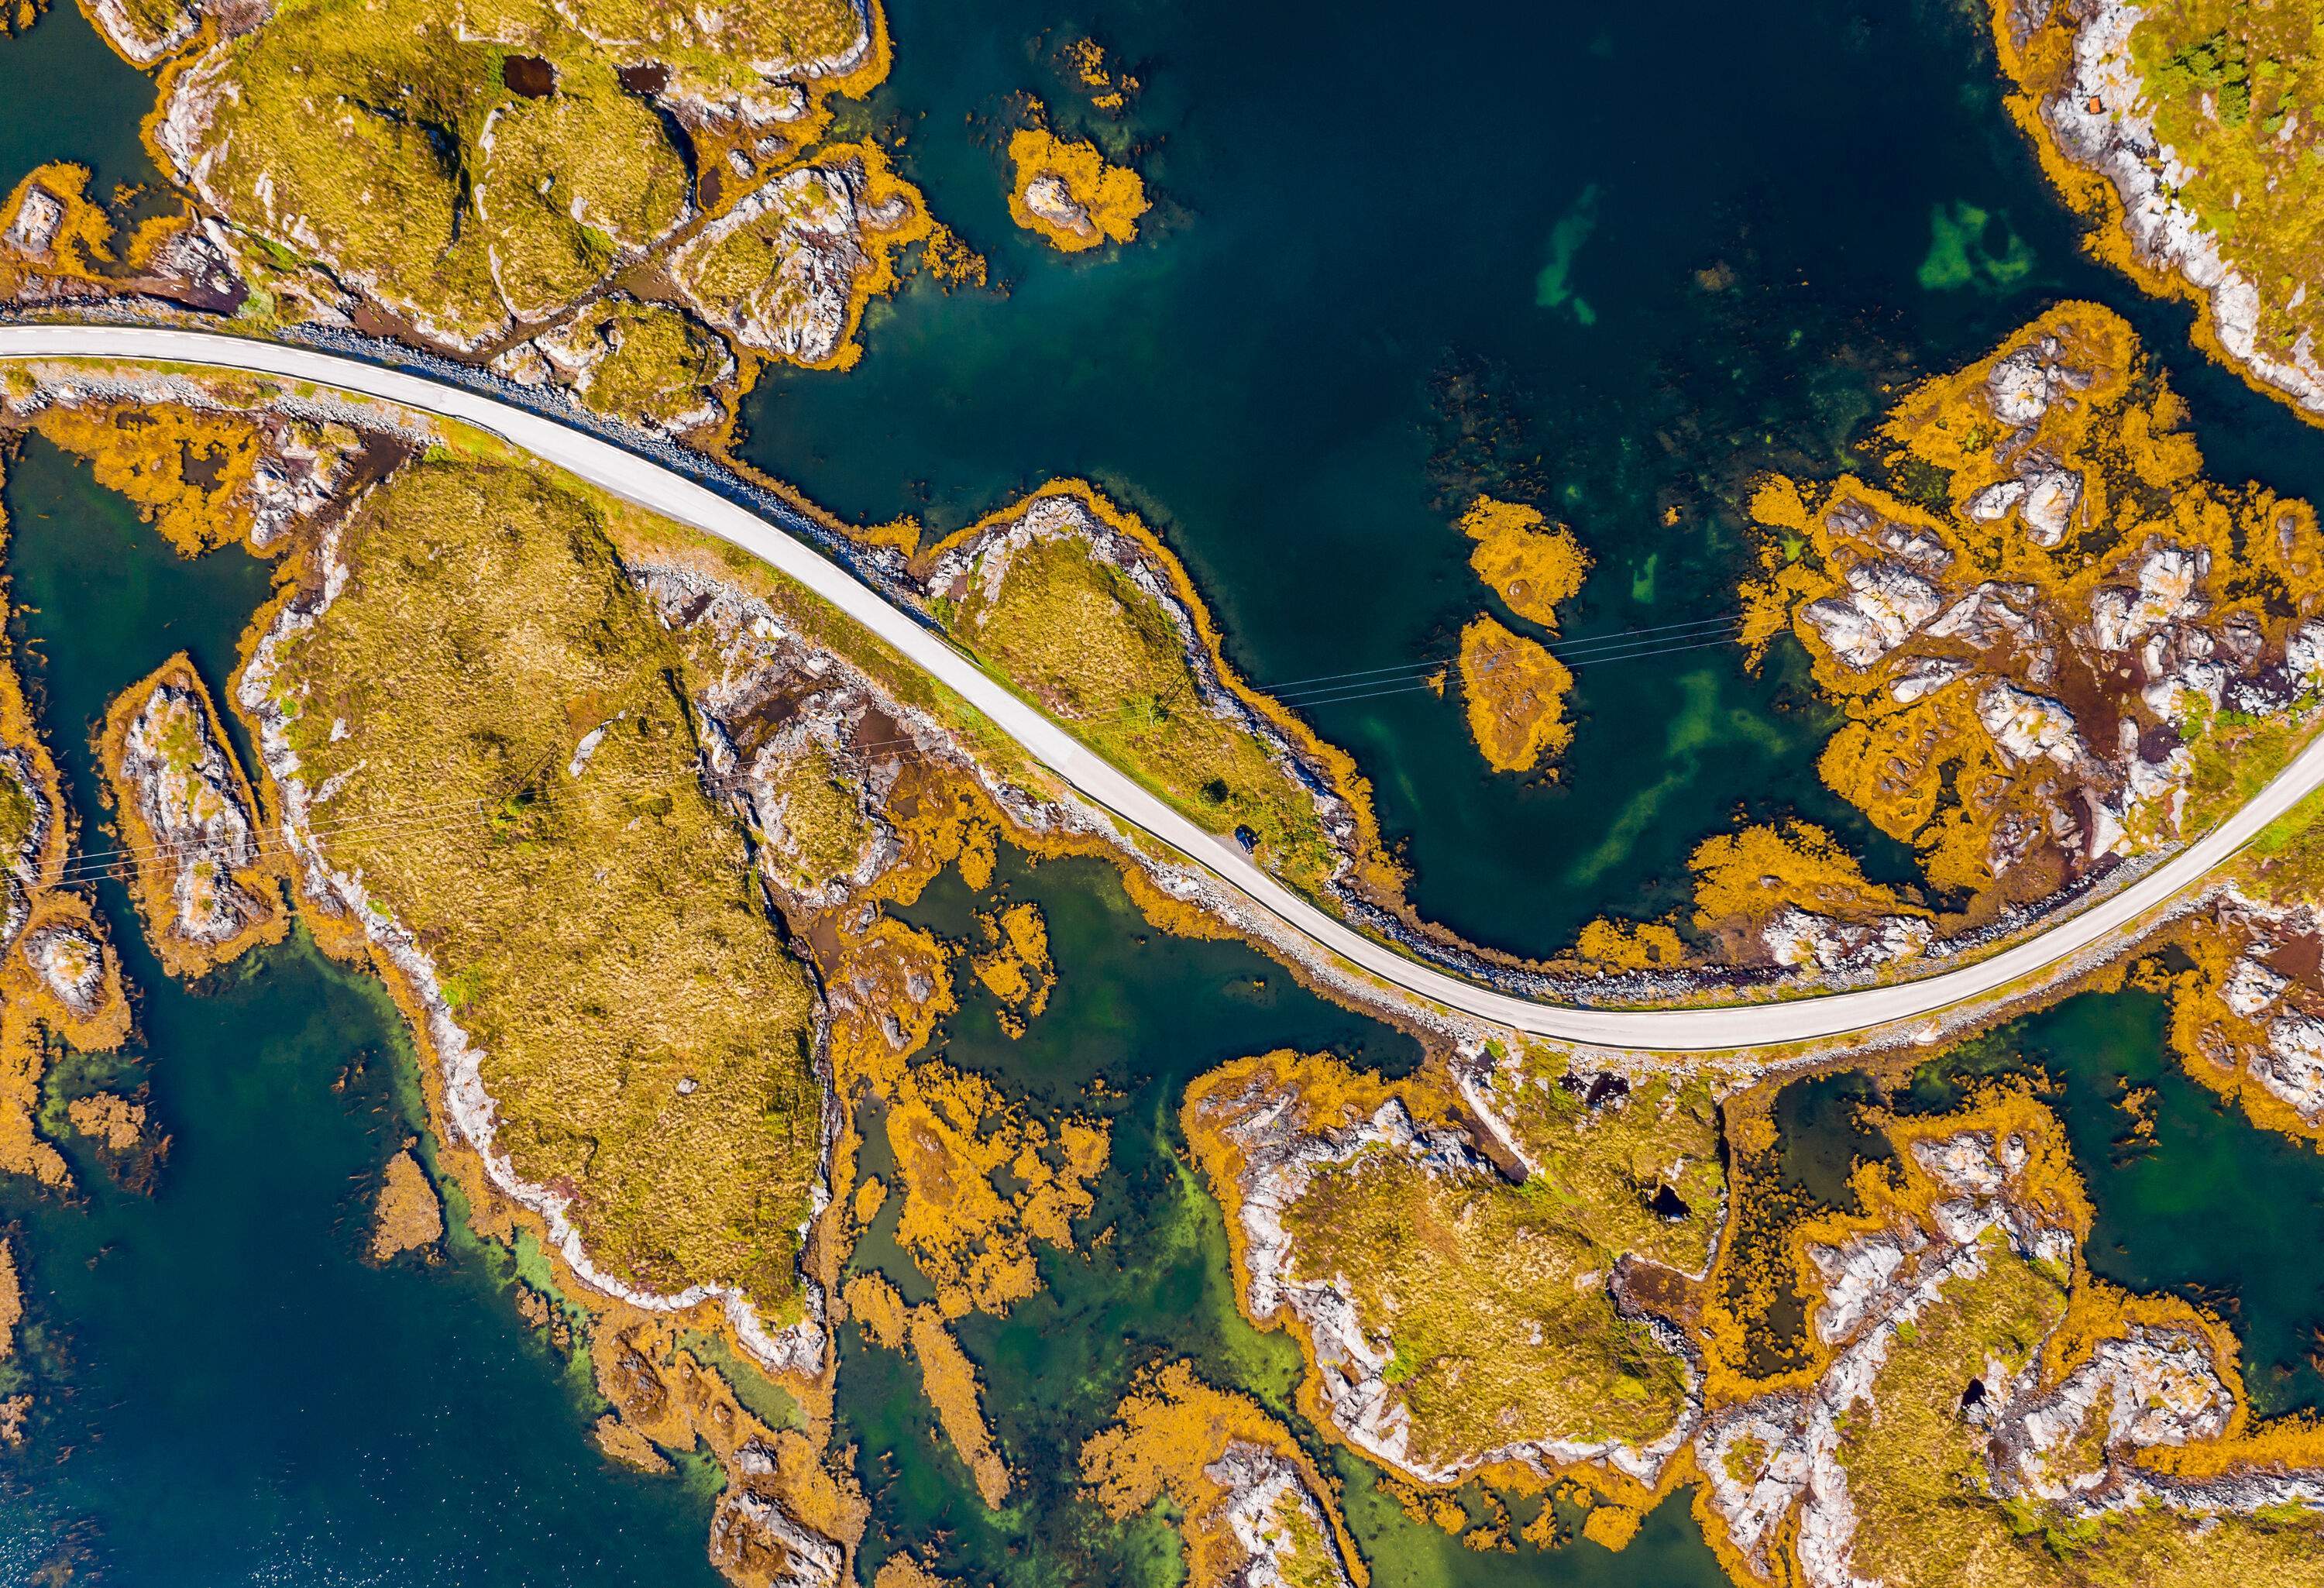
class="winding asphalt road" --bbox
[2,323,2312,1053]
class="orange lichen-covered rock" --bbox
[969,899,1054,1038]
[1456,615,1574,774]
[0,162,242,313]
[2154,878,2324,1143]
[1006,122,1147,251]
[1743,303,2324,924]
[906,1306,1011,1509]
[1081,1359,1364,1588]
[1570,916,1688,973]
[99,652,287,979]
[367,1147,443,1261]
[1687,820,1932,976]
[1458,495,1590,632]
[1694,1085,2324,1588]
[844,1271,1012,1510]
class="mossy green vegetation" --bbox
[1184,1048,1714,1481]
[669,145,927,369]
[1279,1153,1687,1465]
[473,66,688,319]
[1831,1232,2324,1588]
[930,491,1363,900]
[263,455,824,1312]
[1996,0,2324,417]
[2126,3,2324,326]
[758,737,880,897]
[1477,1047,1723,1276]
[540,297,734,435]
[168,0,516,343]
[458,0,874,103]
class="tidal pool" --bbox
[1772,987,2324,1419]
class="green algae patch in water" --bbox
[1914,200,2035,294]
[1533,182,1602,324]
[0,438,730,1588]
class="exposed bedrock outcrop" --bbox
[113,676,273,957]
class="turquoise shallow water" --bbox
[852,843,1728,1586]
[1771,988,2324,1421]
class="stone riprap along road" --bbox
[5,322,2315,1053]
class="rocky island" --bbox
[1006,117,1148,252]
[1695,1088,2324,1587]
[100,653,284,978]
[1457,614,1577,775]
[1184,1043,1721,1500]
[1742,302,2324,923]
[1454,495,1590,773]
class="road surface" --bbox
[1,322,2305,1052]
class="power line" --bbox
[1261,615,1745,706]
[1566,632,1749,669]
[1257,610,1745,693]
[1267,632,1750,715]
[50,789,495,878]
[46,801,493,892]
[1270,620,1745,708]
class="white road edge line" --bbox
[2,325,2305,1053]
